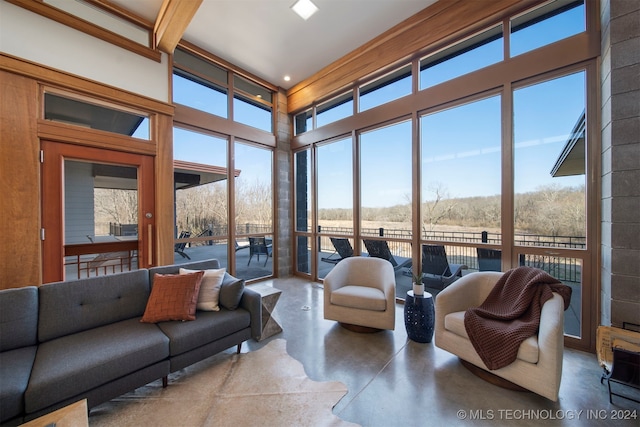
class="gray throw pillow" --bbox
[219,273,245,310]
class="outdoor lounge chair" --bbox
[362,239,412,272]
[321,237,354,264]
[248,237,272,267]
[421,244,466,290]
[174,231,191,260]
[477,247,502,271]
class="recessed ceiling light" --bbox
[291,0,318,21]
[284,75,291,82]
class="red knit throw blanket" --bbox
[464,266,572,370]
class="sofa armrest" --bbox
[240,287,262,340]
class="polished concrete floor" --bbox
[242,276,639,427]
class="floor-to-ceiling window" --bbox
[172,45,276,280]
[291,0,597,349]
[513,70,587,338]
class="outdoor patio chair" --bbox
[235,239,250,252]
[248,237,272,267]
[174,231,191,260]
[321,237,354,264]
[362,239,412,272]
[421,244,466,290]
[477,247,502,271]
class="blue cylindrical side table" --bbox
[404,290,435,343]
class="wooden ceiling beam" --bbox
[154,0,202,54]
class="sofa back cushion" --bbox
[38,269,150,342]
[148,259,220,285]
[0,286,38,351]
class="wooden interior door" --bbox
[41,141,155,283]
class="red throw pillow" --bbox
[141,271,204,323]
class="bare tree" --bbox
[422,182,456,233]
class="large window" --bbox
[173,128,229,266]
[317,138,353,233]
[513,72,586,247]
[420,96,502,244]
[234,141,274,280]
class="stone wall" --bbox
[275,88,293,276]
[600,0,640,327]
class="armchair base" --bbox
[340,322,383,333]
[459,359,528,392]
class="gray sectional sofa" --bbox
[0,259,261,426]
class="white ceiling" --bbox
[110,0,436,90]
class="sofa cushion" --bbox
[219,273,245,310]
[141,272,204,323]
[180,267,226,311]
[157,309,251,357]
[25,318,169,413]
[331,285,386,311]
[149,259,220,285]
[38,270,150,342]
[444,311,539,364]
[0,287,39,351]
[0,346,37,422]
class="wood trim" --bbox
[154,0,203,54]
[174,104,276,147]
[6,0,161,62]
[286,0,542,113]
[88,0,156,29]
[38,120,157,156]
[0,53,174,116]
[155,113,175,266]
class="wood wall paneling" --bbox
[0,71,41,288]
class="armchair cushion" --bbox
[445,311,539,364]
[331,286,386,311]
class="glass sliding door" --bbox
[513,71,587,338]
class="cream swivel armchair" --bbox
[435,271,566,401]
[324,257,396,332]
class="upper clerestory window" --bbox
[359,65,412,112]
[44,92,150,140]
[420,25,503,90]
[317,92,354,128]
[510,0,585,57]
